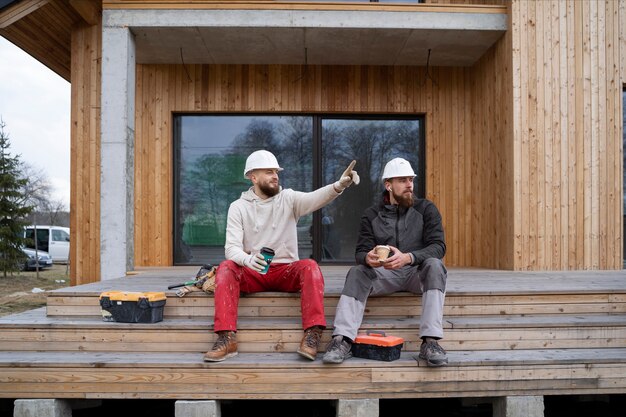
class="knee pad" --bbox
[341,264,377,302]
[420,258,447,292]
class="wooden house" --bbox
[0,1,624,416]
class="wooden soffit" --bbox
[0,0,101,81]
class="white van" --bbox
[24,226,70,263]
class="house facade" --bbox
[0,0,623,285]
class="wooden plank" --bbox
[68,0,101,25]
[516,0,527,270]
[0,0,51,29]
[597,0,607,269]
[70,21,101,285]
[558,0,569,270]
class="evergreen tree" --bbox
[0,120,33,277]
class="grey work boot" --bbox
[417,340,448,367]
[322,335,352,364]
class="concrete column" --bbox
[14,399,72,417]
[336,399,379,417]
[175,400,221,417]
[493,396,544,417]
[101,17,136,280]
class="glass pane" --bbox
[320,118,422,262]
[24,229,49,252]
[175,115,313,265]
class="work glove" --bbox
[334,160,360,192]
[244,252,267,272]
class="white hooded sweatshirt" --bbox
[225,184,341,265]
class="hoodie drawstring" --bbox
[252,194,277,231]
[253,200,259,232]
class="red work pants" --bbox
[213,259,326,332]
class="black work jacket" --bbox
[355,192,446,267]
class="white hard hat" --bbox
[243,150,283,178]
[381,157,416,181]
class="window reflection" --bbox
[321,118,422,262]
[175,115,312,264]
[174,115,423,265]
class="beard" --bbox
[258,180,280,197]
[392,190,414,208]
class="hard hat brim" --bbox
[245,166,284,178]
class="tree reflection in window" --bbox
[174,115,422,265]
[321,119,422,261]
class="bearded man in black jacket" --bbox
[323,157,448,367]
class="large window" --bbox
[174,114,424,265]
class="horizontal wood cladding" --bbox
[511,0,623,270]
[70,21,101,285]
[135,64,484,268]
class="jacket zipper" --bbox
[395,208,400,248]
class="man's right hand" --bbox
[365,249,381,268]
[244,253,267,272]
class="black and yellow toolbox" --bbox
[351,331,404,362]
[99,291,166,323]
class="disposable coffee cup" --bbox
[375,245,391,262]
[259,247,275,274]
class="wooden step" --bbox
[2,268,626,401]
[46,289,626,318]
[2,308,625,353]
[45,268,626,318]
[0,349,625,399]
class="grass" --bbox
[0,264,70,317]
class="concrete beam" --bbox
[103,8,506,67]
[100,23,136,280]
[493,396,545,417]
[103,9,507,31]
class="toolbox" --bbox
[99,291,166,323]
[351,331,404,362]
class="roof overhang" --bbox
[104,6,507,67]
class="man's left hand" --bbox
[333,160,360,192]
[382,245,412,270]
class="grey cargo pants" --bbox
[332,257,447,340]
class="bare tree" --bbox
[18,162,68,226]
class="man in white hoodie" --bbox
[204,150,359,362]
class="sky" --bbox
[0,37,71,209]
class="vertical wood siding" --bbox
[511,0,623,269]
[70,22,101,285]
[470,12,514,270]
[134,64,493,268]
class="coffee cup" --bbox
[375,245,391,262]
[259,247,275,274]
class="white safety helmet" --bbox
[381,157,416,181]
[243,150,283,178]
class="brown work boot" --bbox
[203,331,237,362]
[297,326,323,360]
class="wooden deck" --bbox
[0,266,625,400]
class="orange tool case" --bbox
[352,331,404,362]
[99,291,166,323]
